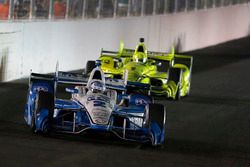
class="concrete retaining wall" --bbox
[0,4,249,81]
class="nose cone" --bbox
[89,107,112,125]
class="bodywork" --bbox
[24,67,166,145]
[98,41,193,99]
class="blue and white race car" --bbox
[24,64,166,146]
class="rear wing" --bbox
[174,54,193,69]
[101,48,171,58]
[100,50,120,58]
[100,47,176,61]
[30,71,127,92]
[57,71,128,91]
[101,48,193,68]
[30,71,88,85]
[57,71,88,85]
[30,70,151,93]
[30,72,54,82]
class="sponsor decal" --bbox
[104,60,110,64]
[135,98,148,105]
[34,87,48,92]
[91,109,111,124]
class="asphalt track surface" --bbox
[1,37,250,167]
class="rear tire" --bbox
[85,61,96,75]
[168,68,183,100]
[175,86,181,100]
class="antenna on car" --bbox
[55,61,59,80]
[29,69,32,87]
[139,38,144,43]
[119,40,124,56]
[54,61,59,103]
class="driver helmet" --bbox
[133,52,147,63]
[89,80,105,93]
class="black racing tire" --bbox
[31,110,36,133]
[172,56,193,97]
[186,74,192,96]
[175,86,181,101]
[41,119,49,136]
[148,104,166,130]
[32,91,54,134]
[85,61,96,75]
[148,104,166,145]
[168,68,183,100]
[186,65,193,96]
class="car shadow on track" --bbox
[139,137,248,158]
[1,119,248,160]
[180,94,250,106]
[183,36,250,74]
[45,131,249,159]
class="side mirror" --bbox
[156,62,162,66]
[151,60,161,66]
[170,59,175,67]
[65,87,79,94]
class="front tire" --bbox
[31,110,36,133]
[168,68,183,100]
[175,86,181,100]
[148,104,166,146]
[85,61,96,75]
[31,91,54,134]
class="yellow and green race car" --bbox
[86,38,193,100]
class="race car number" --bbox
[93,100,106,108]
[33,86,48,92]
[87,95,110,103]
